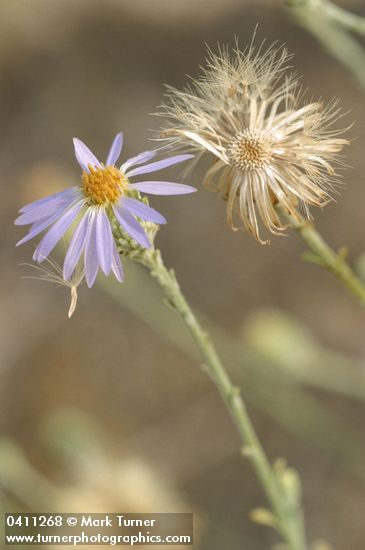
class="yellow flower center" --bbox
[228,131,272,171]
[82,165,128,205]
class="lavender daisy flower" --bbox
[16,132,195,287]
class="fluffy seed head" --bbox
[158,39,349,243]
[82,165,127,205]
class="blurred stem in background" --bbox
[0,440,61,510]
[284,0,365,36]
[276,205,365,310]
[245,309,365,403]
[282,0,365,89]
[129,245,308,550]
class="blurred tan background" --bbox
[1,1,365,549]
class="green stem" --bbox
[277,205,365,308]
[132,245,307,550]
[284,0,365,36]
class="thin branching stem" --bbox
[130,243,308,550]
[277,205,365,309]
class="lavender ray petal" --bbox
[32,200,84,262]
[15,194,78,226]
[106,132,123,166]
[16,206,73,247]
[122,197,166,224]
[19,188,79,214]
[121,150,157,172]
[63,211,90,280]
[113,204,151,249]
[73,138,101,172]
[111,242,124,282]
[95,209,113,275]
[125,154,193,178]
[129,181,196,195]
[84,212,99,287]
